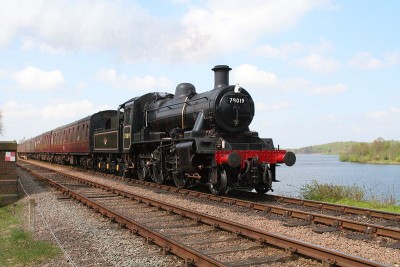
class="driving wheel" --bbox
[137,159,150,181]
[173,172,188,189]
[208,165,227,196]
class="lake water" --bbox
[271,154,400,202]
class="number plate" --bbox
[228,97,246,104]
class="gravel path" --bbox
[18,161,400,266]
[17,168,182,267]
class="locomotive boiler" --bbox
[146,65,254,134]
[18,64,295,196]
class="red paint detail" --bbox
[215,149,288,168]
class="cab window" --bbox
[124,108,131,124]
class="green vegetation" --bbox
[0,204,60,267]
[292,138,400,164]
[292,141,356,155]
[339,138,400,164]
[300,180,400,213]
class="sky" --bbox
[0,0,399,148]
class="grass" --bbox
[0,203,60,267]
[299,180,400,213]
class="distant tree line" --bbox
[291,141,355,155]
[339,138,400,164]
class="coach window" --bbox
[81,124,85,141]
[105,118,111,129]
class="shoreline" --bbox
[295,153,400,165]
[339,159,400,165]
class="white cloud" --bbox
[349,51,400,70]
[1,99,111,141]
[232,64,346,95]
[2,100,38,119]
[254,42,304,58]
[255,38,333,59]
[14,66,64,90]
[40,100,109,119]
[306,83,347,95]
[367,106,400,119]
[256,101,291,111]
[279,77,347,95]
[0,0,179,60]
[0,0,329,62]
[255,39,340,73]
[280,77,346,95]
[2,99,108,120]
[292,53,340,73]
[176,1,328,60]
[232,64,278,90]
[319,114,337,121]
[280,77,312,92]
[75,82,88,91]
[21,38,68,55]
[308,38,334,54]
[96,68,173,91]
[349,52,384,70]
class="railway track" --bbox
[18,161,394,266]
[60,163,400,243]
[20,159,400,245]
[130,180,400,242]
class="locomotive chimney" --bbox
[212,65,232,89]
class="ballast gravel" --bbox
[17,168,182,267]
[18,161,400,266]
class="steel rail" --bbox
[19,163,391,267]
[19,164,225,267]
[95,169,399,222]
[145,182,400,222]
[130,181,400,239]
[181,192,400,240]
[267,194,400,221]
[19,160,400,240]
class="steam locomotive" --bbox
[18,65,295,195]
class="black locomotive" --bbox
[18,65,295,195]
